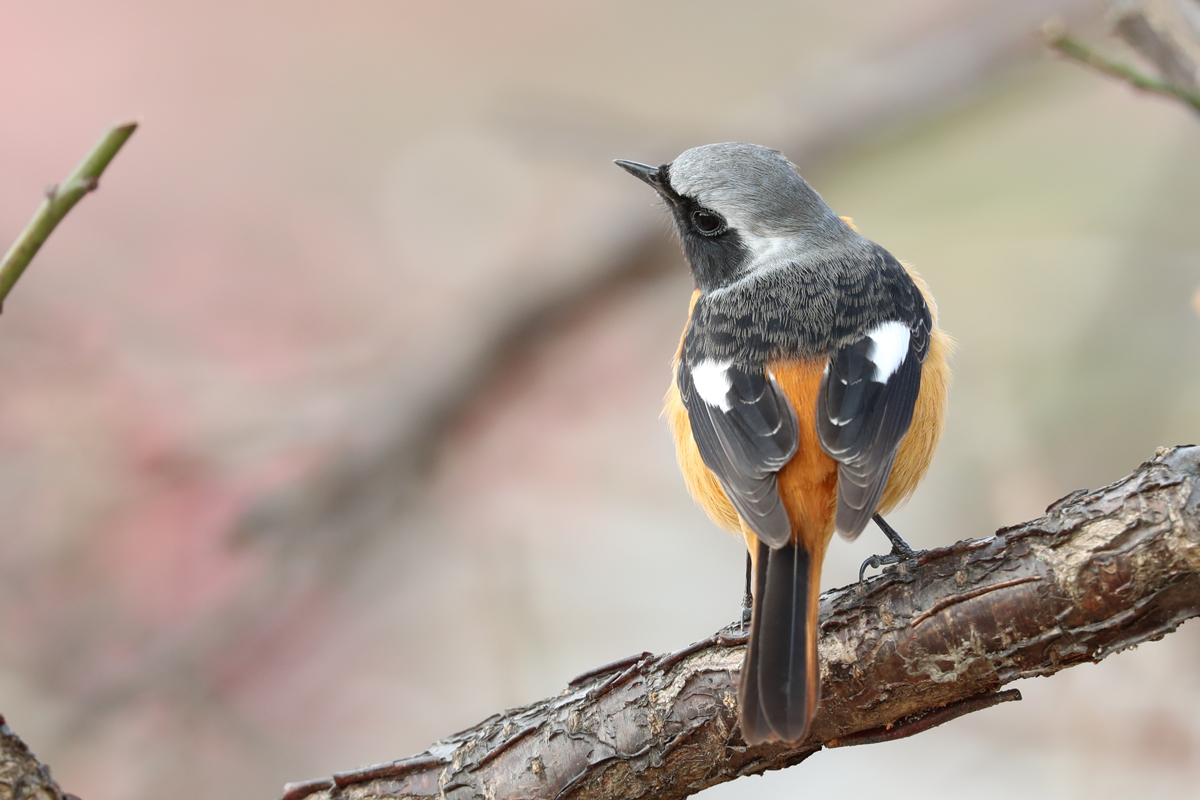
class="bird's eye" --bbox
[691,209,725,236]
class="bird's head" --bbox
[616,142,850,292]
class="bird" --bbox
[615,143,951,745]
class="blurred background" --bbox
[3,1,1200,798]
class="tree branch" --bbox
[271,445,1200,800]
[3,447,1197,797]
[1046,27,1200,113]
[0,120,138,312]
[0,714,75,800]
[1111,4,1200,91]
[1046,0,1200,117]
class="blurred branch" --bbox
[240,0,1094,550]
[0,120,138,313]
[280,446,1200,800]
[1112,5,1199,89]
[1046,27,1200,113]
[1047,0,1200,116]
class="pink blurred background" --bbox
[3,1,1200,798]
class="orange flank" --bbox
[880,266,952,513]
[665,291,740,534]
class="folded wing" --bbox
[816,316,929,540]
[678,358,799,548]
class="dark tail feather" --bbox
[738,538,819,744]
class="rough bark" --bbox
[0,715,75,800]
[268,445,1200,800]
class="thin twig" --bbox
[476,725,539,768]
[585,660,647,702]
[1045,28,1200,115]
[826,689,1023,748]
[0,120,138,312]
[330,755,448,787]
[654,629,747,672]
[569,651,652,687]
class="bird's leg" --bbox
[858,513,919,582]
[874,513,916,557]
[741,552,753,630]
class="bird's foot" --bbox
[858,514,920,583]
[857,545,916,582]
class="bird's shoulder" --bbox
[683,240,927,366]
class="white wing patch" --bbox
[692,359,733,411]
[867,321,910,382]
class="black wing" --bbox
[678,359,799,548]
[816,314,929,540]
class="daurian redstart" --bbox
[616,143,950,745]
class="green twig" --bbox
[1046,30,1200,116]
[0,120,138,312]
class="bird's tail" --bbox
[738,537,822,744]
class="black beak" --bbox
[614,159,664,190]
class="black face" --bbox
[656,164,748,292]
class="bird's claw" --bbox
[857,545,916,583]
[858,514,920,585]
